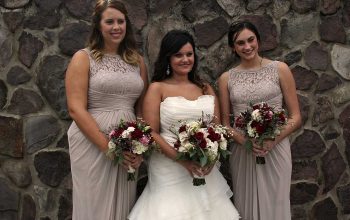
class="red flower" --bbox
[114,128,124,138]
[251,121,266,135]
[179,125,187,133]
[131,128,143,139]
[174,140,181,149]
[194,132,204,140]
[235,116,245,129]
[208,128,221,142]
[199,139,207,149]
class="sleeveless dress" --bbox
[228,61,292,220]
[67,49,144,220]
[128,95,240,220]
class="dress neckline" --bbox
[233,60,276,73]
[161,95,213,104]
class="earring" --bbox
[166,64,170,75]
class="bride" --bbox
[128,30,240,220]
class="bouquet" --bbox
[172,116,230,186]
[234,102,287,164]
[106,119,154,181]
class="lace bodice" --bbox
[82,49,144,112]
[228,61,283,117]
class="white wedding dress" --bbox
[128,95,240,220]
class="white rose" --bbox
[179,132,188,143]
[121,130,130,138]
[247,122,257,138]
[132,140,147,154]
[219,139,227,150]
[127,127,135,132]
[252,109,262,122]
[108,141,116,150]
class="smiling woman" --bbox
[64,1,149,220]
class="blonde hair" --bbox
[88,0,140,65]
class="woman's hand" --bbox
[252,139,276,156]
[200,163,215,176]
[122,151,144,170]
[178,160,203,177]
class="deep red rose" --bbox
[131,128,143,139]
[235,116,245,129]
[194,132,204,140]
[174,140,180,149]
[208,129,221,142]
[114,128,124,138]
[251,121,266,135]
[179,125,187,133]
[199,139,207,149]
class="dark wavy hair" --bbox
[152,30,203,87]
[228,20,261,56]
[87,0,140,65]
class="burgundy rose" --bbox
[174,140,180,149]
[194,132,204,140]
[131,128,143,139]
[179,125,187,133]
[208,128,221,142]
[235,116,245,129]
[199,139,207,149]
[251,121,265,135]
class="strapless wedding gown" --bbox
[128,95,240,220]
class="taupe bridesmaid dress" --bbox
[228,61,292,220]
[67,49,144,220]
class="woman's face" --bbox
[233,28,259,60]
[169,42,194,76]
[100,7,126,48]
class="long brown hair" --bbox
[88,0,140,65]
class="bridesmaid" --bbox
[65,1,148,219]
[218,20,301,220]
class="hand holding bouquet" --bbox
[234,102,287,164]
[106,119,155,181]
[172,116,230,186]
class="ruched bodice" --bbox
[129,95,240,220]
[67,49,144,220]
[159,95,215,144]
[228,61,282,118]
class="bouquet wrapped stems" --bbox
[193,174,205,186]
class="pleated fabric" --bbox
[68,49,144,220]
[228,61,292,220]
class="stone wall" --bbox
[0,0,349,219]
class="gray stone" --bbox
[56,133,69,149]
[0,116,24,158]
[64,0,94,20]
[24,115,61,154]
[281,13,318,49]
[58,22,90,56]
[292,160,318,181]
[40,217,51,220]
[246,0,271,11]
[319,15,346,43]
[6,66,31,85]
[321,0,341,15]
[216,0,244,17]
[37,55,69,119]
[291,207,307,220]
[34,151,71,187]
[347,142,350,170]
[194,17,228,48]
[291,66,318,91]
[331,84,350,106]
[0,178,19,211]
[34,0,62,13]
[33,186,56,212]
[3,11,24,33]
[290,182,319,205]
[344,0,350,27]
[311,197,338,219]
[312,96,334,126]
[321,124,340,140]
[298,95,310,125]
[316,73,341,92]
[0,211,18,220]
[57,190,72,220]
[0,80,7,109]
[7,88,44,115]
[0,29,14,68]
[123,0,147,31]
[182,0,223,22]
[21,194,36,220]
[291,129,326,159]
[337,184,350,214]
[1,160,32,188]
[272,0,291,18]
[304,41,329,70]
[284,50,302,66]
[18,32,44,67]
[0,0,30,9]
[23,12,60,30]
[339,104,350,127]
[150,0,177,15]
[240,15,278,51]
[291,0,318,14]
[331,44,350,80]
[321,143,346,193]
